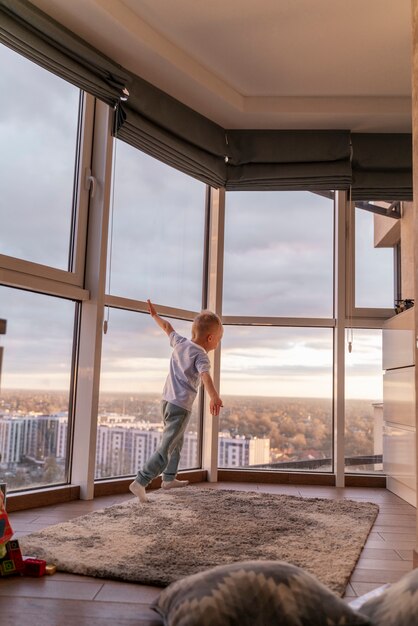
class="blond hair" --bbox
[192,310,222,340]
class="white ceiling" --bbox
[32,0,412,132]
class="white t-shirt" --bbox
[162,331,211,411]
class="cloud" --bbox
[0,45,80,269]
[220,328,333,397]
[222,191,334,316]
[108,140,206,310]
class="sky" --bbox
[0,43,391,400]
[0,45,79,270]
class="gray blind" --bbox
[0,0,129,106]
[225,130,352,190]
[116,74,227,187]
[351,134,412,201]
[117,73,353,190]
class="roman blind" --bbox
[118,81,412,195]
[224,130,352,191]
[116,73,227,188]
[0,0,129,107]
[117,72,353,190]
[351,134,412,201]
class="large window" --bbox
[101,145,207,480]
[223,191,334,317]
[0,286,76,491]
[96,309,200,479]
[219,326,333,470]
[345,329,383,474]
[108,142,206,311]
[0,43,81,270]
[219,190,334,472]
[0,33,397,498]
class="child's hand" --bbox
[147,299,157,317]
[210,396,223,416]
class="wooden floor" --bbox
[0,482,416,625]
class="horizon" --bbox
[0,388,379,403]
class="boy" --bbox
[129,299,223,503]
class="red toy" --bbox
[23,557,47,577]
[0,491,49,578]
[0,539,24,576]
[0,490,13,551]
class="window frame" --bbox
[0,91,94,295]
[218,191,337,475]
[346,203,397,320]
[221,189,336,321]
[94,153,211,481]
[0,287,81,493]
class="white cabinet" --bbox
[383,367,415,428]
[383,423,416,503]
[382,326,414,370]
[382,308,416,506]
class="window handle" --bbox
[85,168,97,198]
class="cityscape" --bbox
[0,389,380,491]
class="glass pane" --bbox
[355,208,394,308]
[0,286,75,491]
[0,44,80,270]
[219,326,333,470]
[108,142,206,311]
[345,329,383,474]
[97,309,201,479]
[223,191,334,317]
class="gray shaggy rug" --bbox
[19,487,378,595]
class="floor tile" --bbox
[374,514,416,527]
[0,578,104,600]
[359,548,404,560]
[372,525,415,534]
[375,504,415,515]
[350,569,409,583]
[355,558,412,571]
[0,596,162,626]
[396,549,415,560]
[367,539,416,550]
[351,581,390,596]
[378,531,417,541]
[94,582,161,603]
[51,572,109,583]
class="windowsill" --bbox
[6,484,80,512]
[218,469,386,488]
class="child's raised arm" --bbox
[147,299,175,337]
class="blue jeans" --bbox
[136,401,191,487]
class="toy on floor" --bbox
[0,542,52,578]
[0,539,24,576]
[0,490,55,578]
[23,557,47,577]
[0,489,14,563]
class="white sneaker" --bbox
[129,480,149,503]
[162,479,189,490]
